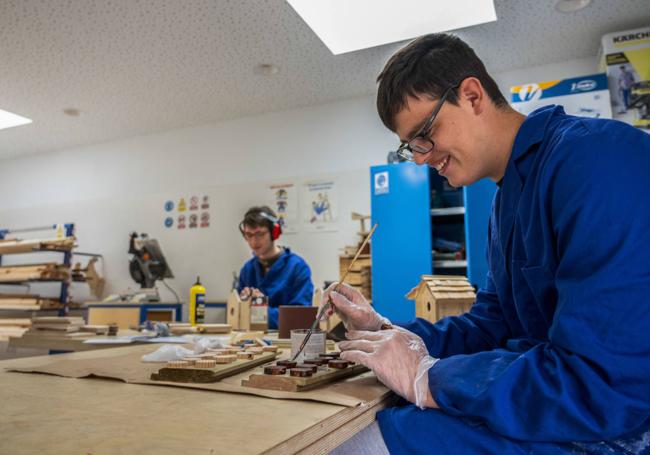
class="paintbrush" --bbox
[291,223,378,361]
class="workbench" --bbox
[0,346,394,454]
[7,329,142,352]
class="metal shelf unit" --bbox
[0,224,75,316]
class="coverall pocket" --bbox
[520,264,557,322]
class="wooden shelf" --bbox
[433,260,468,269]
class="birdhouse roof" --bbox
[406,275,476,302]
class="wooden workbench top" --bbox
[0,347,393,454]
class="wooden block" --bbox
[264,365,287,375]
[166,360,191,368]
[242,363,368,392]
[262,345,278,353]
[245,347,264,355]
[152,351,277,383]
[289,368,313,377]
[239,298,251,331]
[214,355,237,364]
[226,290,241,330]
[237,352,254,360]
[295,363,318,374]
[328,360,350,369]
[197,323,231,334]
[195,360,217,369]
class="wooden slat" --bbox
[0,237,75,255]
[151,352,277,383]
[0,263,70,282]
[243,363,368,392]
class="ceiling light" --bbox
[287,0,497,55]
[0,108,32,131]
[254,64,280,76]
[554,0,591,13]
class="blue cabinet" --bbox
[370,163,496,321]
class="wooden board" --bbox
[151,351,277,383]
[0,348,373,455]
[0,237,75,255]
[242,363,368,392]
[0,295,61,310]
[0,263,70,283]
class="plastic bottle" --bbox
[189,276,206,326]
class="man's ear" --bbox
[458,77,485,115]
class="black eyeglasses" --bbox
[395,82,461,162]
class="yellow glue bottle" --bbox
[189,276,206,326]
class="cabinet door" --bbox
[370,163,431,322]
[464,178,497,288]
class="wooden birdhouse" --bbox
[407,275,476,322]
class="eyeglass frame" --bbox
[241,228,271,241]
[395,80,463,162]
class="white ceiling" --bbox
[1,0,648,159]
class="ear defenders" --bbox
[239,210,282,241]
[259,211,282,241]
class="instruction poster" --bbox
[267,183,298,234]
[601,26,650,131]
[301,179,338,232]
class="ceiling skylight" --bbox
[0,109,32,131]
[287,0,497,55]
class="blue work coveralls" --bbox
[237,248,314,329]
[378,106,650,454]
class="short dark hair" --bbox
[240,206,276,233]
[377,33,508,132]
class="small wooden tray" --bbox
[242,362,368,392]
[151,351,277,383]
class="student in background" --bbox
[237,206,313,329]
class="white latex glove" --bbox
[322,282,391,332]
[339,328,439,409]
[240,287,252,300]
[240,287,264,300]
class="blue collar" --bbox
[511,105,564,163]
[253,247,291,267]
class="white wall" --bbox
[0,96,394,304]
[0,56,598,306]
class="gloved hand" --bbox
[339,327,439,409]
[240,287,264,300]
[240,287,252,300]
[322,282,391,332]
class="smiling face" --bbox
[393,78,503,187]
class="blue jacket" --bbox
[378,106,650,454]
[237,248,314,329]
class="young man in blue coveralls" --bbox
[237,206,314,330]
[325,34,650,455]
